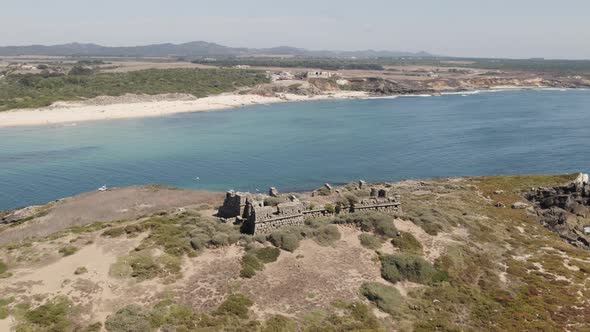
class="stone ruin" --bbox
[527,173,590,248]
[217,183,401,234]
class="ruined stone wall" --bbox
[253,214,306,234]
[221,185,403,234]
[218,191,251,218]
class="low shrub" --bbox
[149,301,195,330]
[252,247,281,263]
[20,296,73,331]
[214,294,253,319]
[360,282,403,315]
[128,254,159,281]
[391,232,423,254]
[334,212,397,237]
[74,266,88,275]
[0,297,13,320]
[380,253,438,284]
[240,253,263,278]
[359,233,384,250]
[312,225,341,246]
[81,322,103,332]
[324,203,335,214]
[58,245,78,256]
[344,193,360,205]
[102,227,126,238]
[240,265,257,278]
[262,315,297,332]
[105,304,151,332]
[0,260,7,274]
[269,230,302,252]
[210,232,230,247]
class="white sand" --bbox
[0,91,369,127]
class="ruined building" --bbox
[217,184,401,234]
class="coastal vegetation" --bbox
[2,174,590,331]
[0,68,269,111]
[191,56,590,74]
[192,57,385,70]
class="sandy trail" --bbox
[0,91,369,127]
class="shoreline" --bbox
[0,91,369,128]
[0,86,586,128]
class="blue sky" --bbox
[2,0,589,59]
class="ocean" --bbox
[1,89,589,210]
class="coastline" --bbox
[0,91,369,128]
[0,86,586,128]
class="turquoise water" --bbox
[1,89,589,210]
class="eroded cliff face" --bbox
[252,75,590,98]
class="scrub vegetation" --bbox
[0,68,269,111]
[2,174,589,331]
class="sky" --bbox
[1,0,589,59]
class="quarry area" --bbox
[0,174,590,331]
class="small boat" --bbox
[98,185,107,192]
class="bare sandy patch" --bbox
[240,226,382,318]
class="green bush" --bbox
[148,301,195,330]
[21,296,72,331]
[312,225,341,246]
[344,193,360,205]
[81,322,103,332]
[253,247,281,263]
[334,212,397,237]
[105,304,151,332]
[210,232,230,247]
[359,233,383,250]
[58,245,78,256]
[0,297,13,320]
[214,294,253,319]
[269,231,302,252]
[262,315,297,332]
[360,282,403,315]
[391,232,423,254]
[0,260,7,274]
[324,203,335,213]
[380,254,438,284]
[243,253,264,271]
[240,253,263,278]
[101,227,125,237]
[129,254,159,281]
[240,265,257,278]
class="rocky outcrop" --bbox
[527,173,590,248]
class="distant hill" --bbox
[0,41,433,58]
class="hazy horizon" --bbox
[2,0,589,59]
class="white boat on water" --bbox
[98,185,107,192]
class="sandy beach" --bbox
[0,91,369,127]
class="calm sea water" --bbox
[1,89,589,210]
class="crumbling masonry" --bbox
[218,184,401,234]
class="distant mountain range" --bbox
[0,41,433,58]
